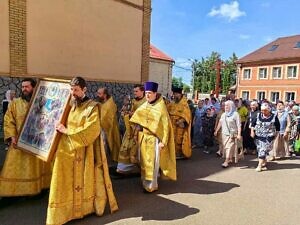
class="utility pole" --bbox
[215,58,222,98]
[188,58,197,101]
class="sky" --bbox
[150,0,300,85]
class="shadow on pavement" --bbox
[68,148,240,224]
[0,146,242,225]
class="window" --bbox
[287,66,297,78]
[257,91,266,101]
[272,67,282,79]
[268,45,279,51]
[241,91,249,100]
[294,42,300,48]
[243,69,251,79]
[258,68,267,79]
[285,92,295,102]
[270,92,279,103]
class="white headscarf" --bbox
[261,102,271,111]
[225,100,236,117]
[5,90,15,102]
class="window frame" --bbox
[258,67,268,80]
[270,91,280,103]
[256,91,266,101]
[271,66,282,79]
[286,65,298,79]
[242,68,251,80]
[241,90,250,100]
[285,91,296,102]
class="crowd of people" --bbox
[0,77,300,224]
[190,95,300,171]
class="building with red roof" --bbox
[236,34,300,102]
[149,44,174,96]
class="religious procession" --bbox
[1,76,300,224]
[1,1,300,225]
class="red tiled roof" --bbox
[237,34,300,64]
[150,44,174,62]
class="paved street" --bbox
[1,146,300,225]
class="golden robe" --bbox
[130,96,176,182]
[167,97,192,158]
[100,97,121,162]
[46,99,118,225]
[118,97,146,164]
[0,98,51,196]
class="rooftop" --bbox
[150,44,174,62]
[237,34,300,64]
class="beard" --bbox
[21,91,32,102]
[174,96,181,103]
[96,96,105,103]
[70,96,84,107]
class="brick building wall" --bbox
[237,62,300,102]
[149,58,173,96]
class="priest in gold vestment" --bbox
[130,81,176,192]
[97,87,121,162]
[116,84,146,175]
[167,87,192,159]
[0,78,51,197]
[46,77,118,225]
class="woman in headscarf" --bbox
[192,99,206,148]
[269,101,291,160]
[214,100,241,168]
[251,103,280,172]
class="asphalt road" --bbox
[0,146,300,225]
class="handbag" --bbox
[225,116,237,139]
[294,135,300,153]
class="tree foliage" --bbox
[172,76,191,93]
[192,52,238,94]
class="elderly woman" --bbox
[192,99,206,148]
[251,103,280,172]
[214,100,241,168]
[270,101,291,160]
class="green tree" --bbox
[172,76,184,88]
[192,52,238,94]
[172,76,191,93]
[193,52,220,93]
[183,84,190,93]
[221,53,238,94]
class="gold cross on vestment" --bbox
[75,186,82,192]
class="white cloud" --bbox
[239,34,250,40]
[208,1,246,22]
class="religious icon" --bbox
[17,79,71,162]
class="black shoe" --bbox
[216,152,222,157]
[110,171,140,179]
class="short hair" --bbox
[134,84,145,92]
[99,87,111,98]
[277,100,284,105]
[22,78,36,88]
[70,76,87,89]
